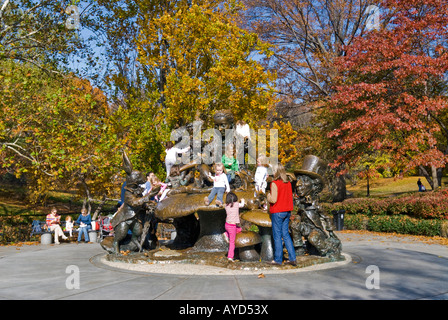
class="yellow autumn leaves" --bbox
[137,1,276,129]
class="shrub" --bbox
[344,214,368,230]
[328,190,448,220]
[367,215,441,237]
[0,216,34,244]
[343,214,442,237]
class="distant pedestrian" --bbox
[222,144,239,184]
[417,178,426,192]
[118,180,126,207]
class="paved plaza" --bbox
[0,231,447,303]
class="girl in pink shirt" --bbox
[224,192,245,261]
[150,175,169,202]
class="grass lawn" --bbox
[0,201,38,216]
[0,186,117,219]
[346,176,448,198]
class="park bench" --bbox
[30,220,78,244]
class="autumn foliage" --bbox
[137,0,276,129]
[3,0,448,210]
[0,60,121,204]
[329,0,448,173]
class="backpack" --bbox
[31,220,42,234]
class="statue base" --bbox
[101,242,347,274]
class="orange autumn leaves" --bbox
[329,0,448,173]
[0,61,121,203]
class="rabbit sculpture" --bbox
[109,152,160,254]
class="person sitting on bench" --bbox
[46,208,68,244]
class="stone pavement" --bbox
[0,231,447,302]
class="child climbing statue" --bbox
[223,192,245,262]
[204,163,230,207]
[254,155,268,195]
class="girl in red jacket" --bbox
[267,163,297,266]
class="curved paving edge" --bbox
[91,252,352,276]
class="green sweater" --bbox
[221,155,239,172]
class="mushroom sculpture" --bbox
[240,210,273,261]
[155,189,258,252]
[235,231,262,261]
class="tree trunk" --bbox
[431,165,439,190]
[429,165,443,190]
[419,165,434,189]
[332,173,347,203]
[92,195,107,221]
[437,167,443,188]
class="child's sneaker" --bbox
[204,197,210,206]
[222,232,229,243]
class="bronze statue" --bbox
[213,109,235,133]
[291,155,342,259]
[101,108,342,265]
[104,152,160,254]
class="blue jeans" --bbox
[207,187,225,204]
[78,226,91,242]
[271,211,296,264]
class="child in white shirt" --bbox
[204,163,230,207]
[164,141,190,180]
[254,155,268,195]
[65,216,74,237]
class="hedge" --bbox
[324,189,448,237]
[324,189,448,220]
[344,214,445,237]
[0,216,35,244]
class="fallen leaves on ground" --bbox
[0,241,40,247]
[339,230,448,246]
